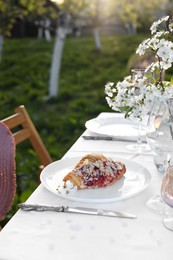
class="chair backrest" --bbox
[1,105,52,168]
[0,122,16,221]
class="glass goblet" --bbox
[146,95,173,169]
[161,164,173,231]
[126,68,151,152]
[146,95,173,213]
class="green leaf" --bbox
[170,77,173,85]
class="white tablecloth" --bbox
[0,113,172,260]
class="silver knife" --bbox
[18,203,136,219]
[82,135,135,142]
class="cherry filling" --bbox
[75,160,122,188]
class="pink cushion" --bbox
[0,122,16,221]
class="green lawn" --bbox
[0,33,147,226]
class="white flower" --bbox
[157,45,170,62]
[136,38,150,55]
[105,15,173,120]
[148,35,160,50]
[160,60,172,70]
[157,38,167,48]
[150,15,169,34]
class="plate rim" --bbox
[40,156,152,203]
[85,116,146,138]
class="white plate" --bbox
[85,116,146,141]
[40,156,152,203]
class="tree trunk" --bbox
[125,23,137,35]
[48,27,66,97]
[93,27,102,51]
[37,20,44,39]
[44,19,51,42]
[0,34,4,62]
[37,19,51,41]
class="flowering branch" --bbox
[105,15,173,120]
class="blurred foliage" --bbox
[0,0,20,37]
[0,33,151,227]
[114,0,170,34]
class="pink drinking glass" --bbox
[161,164,173,231]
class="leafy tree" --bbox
[77,0,116,51]
[1,0,170,97]
[1,0,88,97]
[0,0,21,36]
[45,0,89,97]
[165,0,173,15]
[19,0,59,41]
[47,0,117,96]
[114,0,169,35]
[0,1,118,96]
[0,0,21,61]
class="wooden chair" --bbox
[1,105,52,171]
[0,105,52,228]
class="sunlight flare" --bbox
[50,0,64,4]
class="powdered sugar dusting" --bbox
[74,159,124,188]
[57,180,77,195]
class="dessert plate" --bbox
[40,156,152,203]
[85,116,146,141]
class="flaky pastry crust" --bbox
[63,154,126,189]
